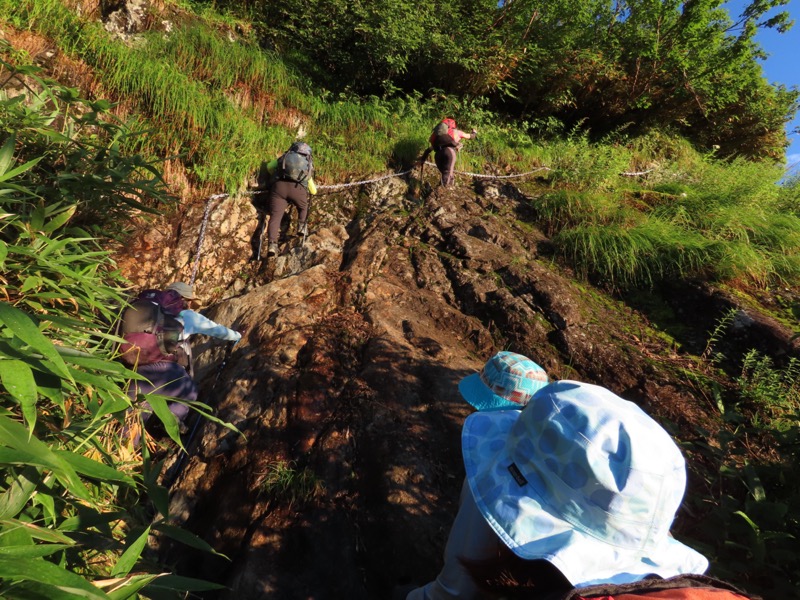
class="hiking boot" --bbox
[267,242,279,257]
[297,222,308,237]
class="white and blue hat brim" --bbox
[461,382,709,587]
[459,353,549,411]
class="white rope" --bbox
[427,162,653,179]
[426,162,551,179]
[316,169,415,192]
[189,193,229,285]
[189,162,657,273]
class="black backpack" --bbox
[430,118,458,149]
[277,151,312,187]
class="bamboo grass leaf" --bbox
[33,487,57,527]
[0,135,15,175]
[110,526,150,577]
[141,394,183,448]
[0,416,91,502]
[0,543,73,558]
[54,451,135,486]
[151,523,228,558]
[59,510,128,534]
[0,467,39,519]
[0,555,109,599]
[0,303,73,382]
[0,518,75,545]
[143,573,226,593]
[98,573,166,600]
[0,359,38,431]
[0,157,43,183]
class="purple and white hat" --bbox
[462,380,709,587]
[459,351,549,411]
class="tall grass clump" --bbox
[258,460,322,509]
[553,218,718,288]
[533,190,637,235]
[646,159,800,286]
[535,129,633,190]
[0,49,224,597]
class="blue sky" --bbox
[724,0,800,172]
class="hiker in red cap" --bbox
[419,118,477,187]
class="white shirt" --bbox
[178,309,241,342]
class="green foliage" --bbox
[684,349,800,597]
[553,217,718,289]
[527,143,800,290]
[258,460,322,509]
[191,0,798,159]
[737,351,800,431]
[0,48,221,597]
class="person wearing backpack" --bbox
[255,141,317,259]
[119,287,198,438]
[398,352,714,600]
[419,118,478,187]
[164,281,242,377]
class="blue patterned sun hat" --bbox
[461,380,708,587]
[459,351,549,411]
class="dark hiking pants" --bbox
[434,146,457,187]
[267,180,310,243]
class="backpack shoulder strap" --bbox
[562,575,761,600]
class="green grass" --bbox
[4,0,800,292]
[258,460,323,508]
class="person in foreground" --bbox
[403,351,709,600]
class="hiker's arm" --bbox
[180,310,241,342]
[308,178,317,195]
[419,147,433,164]
[405,481,500,600]
[455,128,477,142]
[266,158,279,176]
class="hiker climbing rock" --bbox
[419,118,477,187]
[251,141,317,260]
[118,287,198,439]
[164,281,242,377]
[399,352,708,600]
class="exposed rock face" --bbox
[102,0,150,39]
[120,176,800,599]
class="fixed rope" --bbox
[315,168,414,193]
[189,162,657,276]
[190,193,228,286]
[426,162,552,179]
[619,169,654,176]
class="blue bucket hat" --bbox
[459,351,549,411]
[461,380,708,587]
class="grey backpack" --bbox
[278,151,311,187]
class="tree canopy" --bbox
[207,0,798,159]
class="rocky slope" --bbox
[116,173,799,599]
